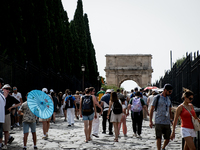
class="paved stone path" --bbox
[7,114,182,150]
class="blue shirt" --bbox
[100,93,110,105]
[152,95,171,125]
[65,95,76,108]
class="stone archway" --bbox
[104,54,153,88]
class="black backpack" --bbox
[82,96,93,115]
[113,100,122,114]
[66,96,74,108]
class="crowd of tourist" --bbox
[0,76,200,150]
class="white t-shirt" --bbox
[12,92,22,102]
[0,93,6,123]
[62,94,67,100]
[148,95,154,112]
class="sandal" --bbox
[114,139,118,142]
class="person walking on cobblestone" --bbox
[57,92,63,115]
[40,88,52,140]
[74,91,81,120]
[149,84,173,150]
[18,93,38,150]
[100,89,113,135]
[65,91,77,126]
[118,97,128,137]
[63,89,69,121]
[89,87,102,138]
[2,84,20,149]
[128,91,148,138]
[80,88,97,143]
[0,84,6,150]
[107,92,123,142]
[170,88,200,150]
[12,86,23,127]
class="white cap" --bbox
[106,89,112,93]
[42,88,48,93]
[50,89,54,93]
[2,84,11,89]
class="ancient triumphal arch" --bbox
[104,54,153,88]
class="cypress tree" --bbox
[73,0,89,80]
[83,14,99,85]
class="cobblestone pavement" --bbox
[6,114,182,150]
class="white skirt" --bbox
[110,111,122,123]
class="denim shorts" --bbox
[82,113,94,121]
[23,122,36,134]
[0,123,3,138]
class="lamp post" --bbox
[97,76,100,91]
[81,64,85,92]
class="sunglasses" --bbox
[189,97,193,101]
[168,90,172,94]
[4,88,11,90]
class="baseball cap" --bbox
[106,89,112,93]
[100,87,104,90]
[2,84,11,89]
[163,84,173,91]
[42,88,48,93]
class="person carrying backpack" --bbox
[107,92,123,142]
[149,84,173,150]
[65,91,77,127]
[80,88,97,143]
[128,91,149,138]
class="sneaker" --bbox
[64,119,67,122]
[137,135,142,138]
[72,123,74,126]
[92,134,99,138]
[2,145,7,149]
[8,136,14,144]
[42,136,48,140]
[133,133,137,137]
[68,125,71,127]
[124,134,127,137]
[23,148,27,150]
[102,131,106,134]
[109,132,113,135]
[15,123,20,127]
[34,146,38,149]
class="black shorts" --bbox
[155,124,171,139]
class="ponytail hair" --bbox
[181,87,194,101]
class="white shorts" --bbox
[181,127,196,138]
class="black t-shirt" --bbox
[5,94,20,115]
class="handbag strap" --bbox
[182,104,193,117]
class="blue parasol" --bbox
[27,90,54,119]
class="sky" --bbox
[61,0,200,91]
